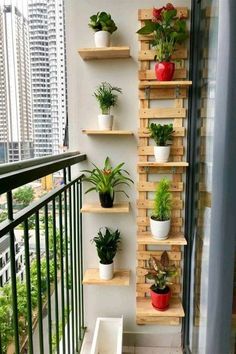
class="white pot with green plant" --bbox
[88,12,117,47]
[149,123,174,163]
[92,228,121,280]
[94,82,122,130]
[150,178,171,239]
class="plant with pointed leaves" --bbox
[152,178,171,221]
[89,12,117,34]
[149,123,174,146]
[145,251,178,292]
[92,227,121,264]
[94,82,122,114]
[82,157,133,198]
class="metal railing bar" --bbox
[0,175,84,238]
[79,180,85,330]
[23,219,34,354]
[44,204,53,354]
[76,182,82,341]
[35,211,44,354]
[64,188,70,354]
[73,183,79,351]
[59,194,66,354]
[0,153,86,195]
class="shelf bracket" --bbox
[175,86,181,98]
[145,87,150,100]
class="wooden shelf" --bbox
[139,80,192,89]
[78,46,130,60]
[137,233,187,245]
[81,202,130,214]
[137,161,189,167]
[82,130,133,136]
[136,297,185,325]
[83,269,130,286]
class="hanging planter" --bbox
[149,123,174,163]
[89,12,117,48]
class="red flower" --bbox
[152,7,165,21]
[165,3,175,11]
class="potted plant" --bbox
[94,82,122,131]
[145,251,177,310]
[150,178,171,239]
[92,228,121,280]
[88,12,117,47]
[137,3,188,81]
[83,157,133,208]
[149,123,174,162]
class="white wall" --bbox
[65,0,190,341]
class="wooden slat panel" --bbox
[139,88,187,100]
[139,107,186,118]
[138,166,184,174]
[138,127,185,137]
[137,199,183,209]
[137,232,187,245]
[138,8,188,20]
[137,216,182,227]
[139,80,192,89]
[138,146,184,156]
[138,181,183,192]
[137,283,180,294]
[139,49,188,61]
[137,251,181,261]
[139,68,187,80]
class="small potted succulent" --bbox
[83,157,133,208]
[88,12,117,47]
[145,251,177,310]
[94,82,122,131]
[92,227,121,280]
[137,3,188,81]
[150,178,171,239]
[149,123,174,162]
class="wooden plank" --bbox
[137,217,182,228]
[138,8,188,20]
[138,127,185,137]
[78,46,130,60]
[83,269,130,286]
[139,80,192,89]
[138,146,184,156]
[137,250,181,261]
[138,166,184,174]
[138,181,183,192]
[137,232,187,245]
[139,49,188,61]
[139,68,187,80]
[137,162,189,167]
[139,87,187,100]
[137,316,180,325]
[137,199,183,210]
[82,130,133,135]
[139,107,186,119]
[136,283,181,294]
[81,202,129,213]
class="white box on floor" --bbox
[90,317,123,354]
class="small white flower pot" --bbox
[154,146,171,163]
[150,217,171,239]
[94,31,111,47]
[98,114,113,130]
[99,262,114,280]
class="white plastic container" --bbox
[90,317,123,354]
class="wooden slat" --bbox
[139,68,187,80]
[138,8,188,20]
[139,80,192,89]
[138,166,184,174]
[139,49,188,61]
[82,130,133,135]
[136,283,181,294]
[137,250,181,261]
[81,202,129,213]
[137,316,180,325]
[138,146,184,156]
[139,87,187,100]
[137,232,187,245]
[78,46,130,60]
[138,181,183,192]
[137,199,183,210]
[138,127,185,137]
[139,107,186,118]
[83,269,130,286]
[137,162,189,167]
[137,216,182,228]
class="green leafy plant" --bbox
[92,228,121,264]
[145,251,178,292]
[152,178,171,221]
[88,12,117,34]
[149,123,174,146]
[82,157,133,198]
[13,186,35,207]
[94,82,122,114]
[137,4,187,62]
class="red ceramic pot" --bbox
[150,286,171,311]
[155,62,175,81]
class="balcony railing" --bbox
[0,151,86,354]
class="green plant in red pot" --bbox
[137,3,188,81]
[145,251,177,310]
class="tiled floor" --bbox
[81,343,182,354]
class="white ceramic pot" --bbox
[150,217,171,239]
[94,31,111,47]
[99,262,114,280]
[98,114,113,130]
[154,146,171,163]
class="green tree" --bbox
[13,186,35,207]
[0,211,8,223]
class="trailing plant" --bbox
[94,82,122,114]
[137,3,187,62]
[82,157,133,198]
[152,178,171,221]
[145,251,178,292]
[88,12,117,34]
[149,123,174,146]
[92,227,121,264]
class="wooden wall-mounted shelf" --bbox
[139,81,192,89]
[137,233,187,246]
[83,269,130,286]
[137,162,189,168]
[78,46,130,60]
[82,130,133,136]
[81,202,130,214]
